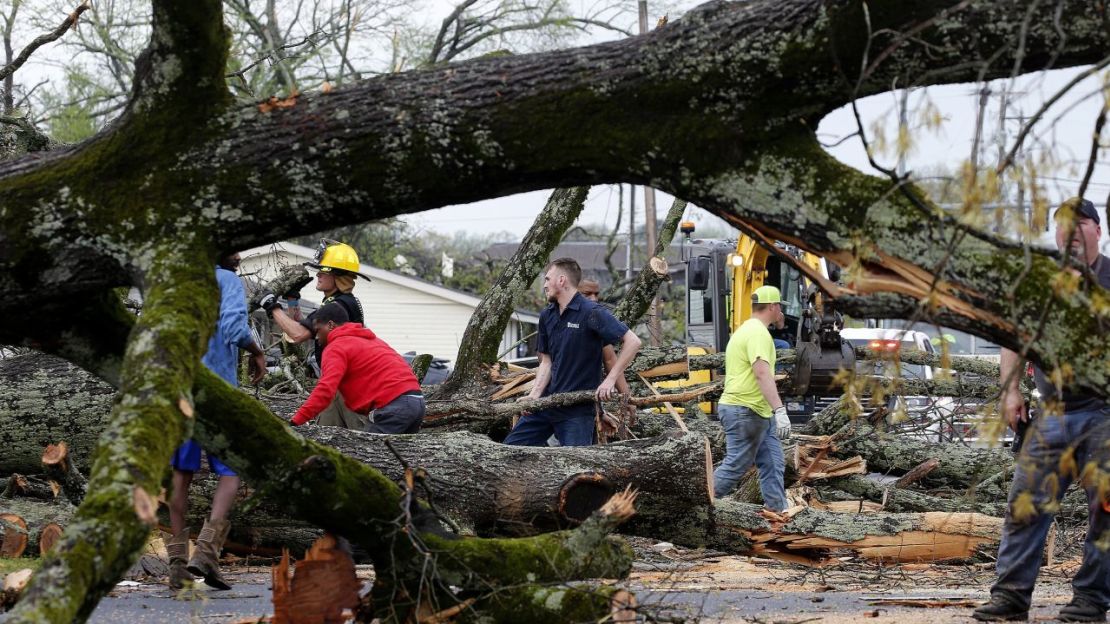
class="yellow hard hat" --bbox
[306,239,371,280]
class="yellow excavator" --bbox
[669,222,855,421]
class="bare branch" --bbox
[0,0,89,84]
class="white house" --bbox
[239,242,539,364]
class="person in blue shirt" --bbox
[505,258,642,446]
[166,252,267,592]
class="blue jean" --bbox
[992,408,1110,611]
[503,410,595,447]
[713,404,787,510]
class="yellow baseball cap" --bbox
[752,285,782,304]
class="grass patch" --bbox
[0,557,40,576]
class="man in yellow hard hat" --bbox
[261,239,371,428]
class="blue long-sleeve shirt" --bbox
[201,267,255,386]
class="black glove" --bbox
[258,292,280,312]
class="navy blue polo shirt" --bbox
[536,293,629,417]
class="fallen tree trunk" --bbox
[302,427,716,545]
[2,475,58,501]
[712,500,1002,564]
[819,475,1005,516]
[0,355,107,474]
[833,420,1014,496]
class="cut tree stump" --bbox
[0,514,27,558]
[272,533,361,624]
[37,523,62,555]
[0,497,74,557]
[42,442,88,506]
[1,568,32,609]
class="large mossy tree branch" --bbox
[2,1,1105,309]
[700,131,1110,397]
[7,248,217,624]
[437,187,588,394]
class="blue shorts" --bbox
[171,440,237,477]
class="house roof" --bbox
[241,242,541,324]
[479,240,684,273]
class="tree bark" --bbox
[0,354,111,474]
[296,427,716,545]
[834,420,1014,496]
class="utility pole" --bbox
[639,0,662,345]
[626,184,635,281]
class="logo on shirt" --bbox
[566,322,580,329]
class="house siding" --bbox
[239,246,536,364]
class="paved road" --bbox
[1,569,1074,623]
[3,580,1071,623]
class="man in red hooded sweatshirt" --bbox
[291,303,425,433]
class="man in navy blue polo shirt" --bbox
[505,258,642,446]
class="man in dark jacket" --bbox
[974,198,1110,622]
[291,303,424,433]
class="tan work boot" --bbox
[186,518,232,590]
[166,528,193,590]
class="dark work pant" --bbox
[503,410,595,446]
[991,407,1110,611]
[366,393,425,434]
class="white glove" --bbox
[773,406,791,441]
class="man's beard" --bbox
[547,291,558,303]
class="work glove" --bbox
[258,292,280,313]
[773,406,791,441]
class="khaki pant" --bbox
[316,393,369,430]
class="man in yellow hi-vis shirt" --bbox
[712,285,791,509]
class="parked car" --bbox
[837,328,956,442]
[402,352,452,385]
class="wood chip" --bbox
[177,396,194,419]
[132,486,158,526]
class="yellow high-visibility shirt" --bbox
[719,318,775,418]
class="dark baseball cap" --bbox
[1055,197,1101,225]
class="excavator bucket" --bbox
[789,340,855,396]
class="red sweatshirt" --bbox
[292,323,421,425]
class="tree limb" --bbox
[0,0,90,84]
